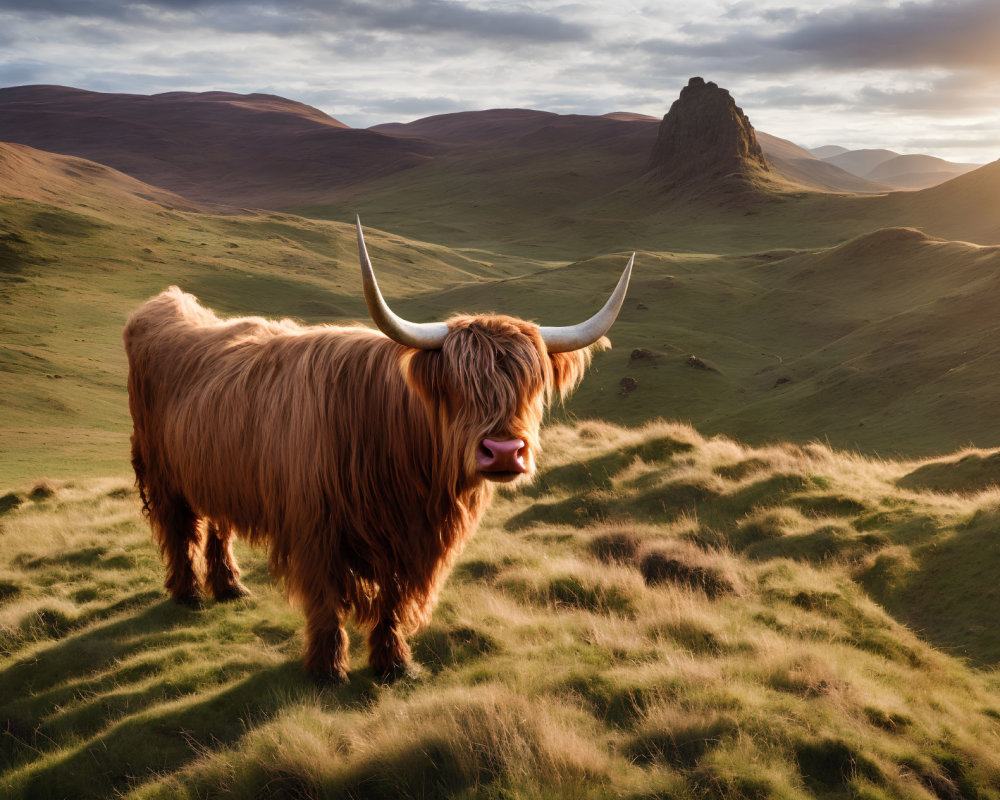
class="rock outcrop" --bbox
[647,77,772,197]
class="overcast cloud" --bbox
[0,0,997,162]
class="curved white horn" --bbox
[538,253,634,353]
[357,216,449,350]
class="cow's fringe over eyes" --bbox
[124,287,606,682]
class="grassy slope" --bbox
[2,422,1000,798]
[5,179,1000,487]
[0,147,561,485]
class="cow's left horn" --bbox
[357,216,449,350]
[538,253,634,353]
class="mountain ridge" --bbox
[0,83,922,210]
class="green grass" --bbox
[0,193,559,486]
[5,169,1000,487]
[3,422,1000,798]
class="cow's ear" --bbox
[550,336,610,400]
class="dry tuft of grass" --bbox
[638,542,742,598]
[28,479,56,500]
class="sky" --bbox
[1,0,998,163]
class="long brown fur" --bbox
[124,286,606,682]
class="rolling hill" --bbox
[1,83,892,217]
[809,144,849,158]
[884,158,1000,244]
[756,132,889,194]
[820,147,980,190]
[0,85,441,207]
[3,125,1000,484]
[867,153,980,189]
[824,148,901,177]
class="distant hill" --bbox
[809,144,849,158]
[2,83,900,215]
[757,132,889,194]
[371,107,655,154]
[371,108,561,143]
[820,146,980,190]
[600,111,659,122]
[824,148,900,176]
[867,152,981,189]
[0,85,441,207]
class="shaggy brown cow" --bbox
[124,218,632,683]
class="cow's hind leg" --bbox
[301,589,350,685]
[204,521,250,602]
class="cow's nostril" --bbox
[478,438,529,474]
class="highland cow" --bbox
[123,218,632,683]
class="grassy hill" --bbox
[0,144,568,485]
[3,421,1000,798]
[5,142,1000,487]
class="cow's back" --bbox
[123,287,431,544]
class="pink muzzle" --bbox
[477,438,529,474]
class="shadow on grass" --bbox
[1,596,382,799]
[890,508,1000,666]
[525,435,694,498]
[898,451,1000,495]
[508,471,814,532]
[5,663,336,799]
[0,593,182,696]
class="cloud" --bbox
[0,0,997,162]
[854,73,998,116]
[353,94,468,118]
[740,85,850,110]
[0,0,592,44]
[779,0,1000,72]
[0,58,48,85]
[638,0,1000,75]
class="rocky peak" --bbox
[647,77,769,189]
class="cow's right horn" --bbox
[356,217,449,350]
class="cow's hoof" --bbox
[311,667,350,687]
[214,582,251,603]
[378,661,423,685]
[174,592,204,610]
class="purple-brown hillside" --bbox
[647,77,772,195]
[0,85,441,208]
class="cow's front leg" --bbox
[204,521,251,602]
[149,490,203,608]
[367,590,416,681]
[302,591,350,685]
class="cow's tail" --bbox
[130,432,153,519]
